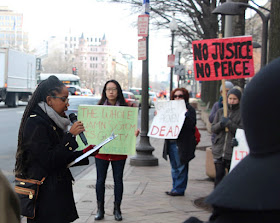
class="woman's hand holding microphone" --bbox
[69,121,99,156]
[69,121,85,136]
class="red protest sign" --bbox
[192,36,254,81]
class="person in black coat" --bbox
[15,76,96,223]
[163,88,196,196]
[183,57,280,223]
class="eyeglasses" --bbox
[106,88,117,92]
[174,94,184,99]
[51,96,69,103]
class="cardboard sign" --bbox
[230,128,250,171]
[192,36,254,81]
[77,105,138,155]
[148,100,186,139]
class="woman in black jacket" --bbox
[15,76,94,223]
[163,88,196,196]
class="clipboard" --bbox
[67,132,118,168]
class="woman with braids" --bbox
[15,75,96,223]
[94,80,139,221]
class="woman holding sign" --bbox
[211,88,243,187]
[14,76,96,223]
[163,88,197,196]
[95,80,139,221]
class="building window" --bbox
[80,56,83,60]
[70,37,72,41]
[65,44,67,48]
[65,37,67,41]
[74,37,76,41]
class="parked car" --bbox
[149,91,157,107]
[122,91,139,107]
[129,87,142,106]
[65,95,100,116]
[67,86,82,95]
[81,88,93,96]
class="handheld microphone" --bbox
[69,113,88,146]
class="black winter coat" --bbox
[163,102,196,165]
[22,106,88,223]
[183,208,280,223]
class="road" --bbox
[0,102,155,184]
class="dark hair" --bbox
[15,75,65,177]
[170,88,189,102]
[98,80,128,106]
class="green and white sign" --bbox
[77,105,138,155]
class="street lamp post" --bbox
[212,2,270,68]
[169,14,178,95]
[176,44,183,88]
[130,0,158,166]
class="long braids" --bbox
[15,76,64,177]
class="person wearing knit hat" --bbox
[209,81,234,144]
[184,57,280,223]
[220,81,234,92]
[211,87,243,187]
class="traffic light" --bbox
[187,79,191,85]
[72,67,77,75]
[187,70,192,78]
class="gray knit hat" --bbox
[220,81,234,92]
[227,88,242,101]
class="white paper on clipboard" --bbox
[67,132,118,168]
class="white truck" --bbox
[0,48,37,107]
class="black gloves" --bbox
[231,138,239,147]
[220,117,230,128]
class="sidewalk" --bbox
[72,112,214,223]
